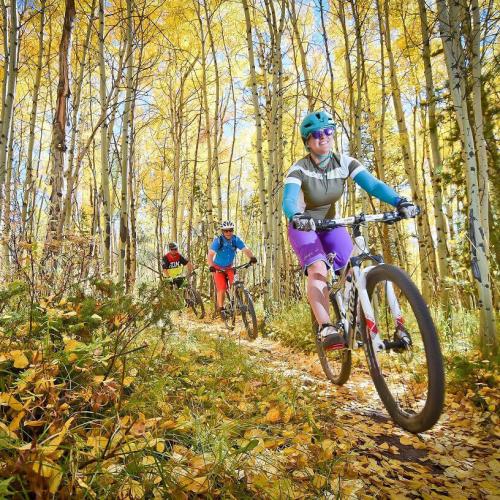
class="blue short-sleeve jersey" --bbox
[210,235,246,267]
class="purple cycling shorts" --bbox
[287,224,353,273]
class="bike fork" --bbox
[353,267,385,353]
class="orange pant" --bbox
[213,265,235,292]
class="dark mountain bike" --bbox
[215,262,258,339]
[298,211,445,433]
[165,273,205,319]
[183,272,205,319]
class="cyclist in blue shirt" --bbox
[207,221,257,317]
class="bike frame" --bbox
[214,263,250,313]
[324,212,407,354]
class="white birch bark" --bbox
[436,0,496,356]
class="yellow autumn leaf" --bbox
[182,476,209,494]
[11,350,29,368]
[319,439,336,460]
[264,407,281,423]
[282,406,293,423]
[122,376,134,387]
[42,416,75,457]
[86,435,109,453]
[32,459,59,478]
[0,392,23,411]
[34,378,54,393]
[49,468,63,494]
[9,410,25,432]
[142,455,156,466]
[399,435,414,446]
[312,474,327,488]
[64,338,83,352]
[0,421,17,438]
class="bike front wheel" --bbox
[185,287,205,319]
[236,288,258,339]
[312,290,352,385]
[222,294,236,330]
[362,264,445,433]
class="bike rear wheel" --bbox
[236,288,258,339]
[312,290,352,385]
[362,264,445,433]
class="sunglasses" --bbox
[309,127,335,140]
[222,229,234,233]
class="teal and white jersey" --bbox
[283,153,366,219]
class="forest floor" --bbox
[176,313,499,499]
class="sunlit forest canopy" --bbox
[0,0,498,344]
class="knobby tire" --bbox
[362,264,445,433]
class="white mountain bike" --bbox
[299,211,445,433]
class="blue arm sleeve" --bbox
[353,170,401,207]
[282,182,301,220]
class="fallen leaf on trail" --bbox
[399,436,413,446]
[9,410,25,432]
[0,421,17,438]
[32,459,59,478]
[42,417,75,456]
[11,350,29,368]
[181,475,210,494]
[265,407,281,423]
[0,392,23,411]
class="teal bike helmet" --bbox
[299,110,336,141]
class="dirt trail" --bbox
[179,316,499,499]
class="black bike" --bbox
[214,262,258,339]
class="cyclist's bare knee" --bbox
[306,261,328,281]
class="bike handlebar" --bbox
[212,261,254,273]
[304,210,420,232]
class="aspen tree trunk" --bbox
[470,0,489,244]
[46,0,76,248]
[126,122,137,291]
[203,0,223,223]
[382,0,432,298]
[118,0,134,284]
[59,0,97,239]
[21,0,45,237]
[263,0,286,304]
[412,100,439,286]
[350,0,362,160]
[337,2,356,214]
[287,0,314,109]
[195,3,214,229]
[318,0,332,105]
[99,0,111,273]
[272,2,286,301]
[437,0,496,356]
[2,129,14,267]
[375,0,393,264]
[355,0,392,261]
[220,26,237,220]
[187,113,202,257]
[417,0,450,304]
[242,0,269,297]
[0,0,17,225]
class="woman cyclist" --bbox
[282,110,418,350]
